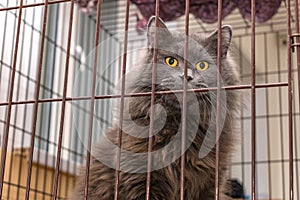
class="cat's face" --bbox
[135,17,233,92]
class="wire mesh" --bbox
[0,0,299,200]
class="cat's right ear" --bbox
[205,25,232,58]
[147,16,172,48]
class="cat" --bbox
[69,16,240,200]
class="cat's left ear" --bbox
[205,25,232,58]
[147,16,173,48]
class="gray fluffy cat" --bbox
[69,17,240,200]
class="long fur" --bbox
[69,17,240,200]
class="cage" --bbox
[0,0,299,199]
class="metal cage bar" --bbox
[145,1,160,199]
[114,0,130,199]
[0,0,299,199]
[179,0,190,199]
[0,0,24,198]
[0,0,72,12]
[83,0,103,199]
[52,0,75,199]
[0,81,290,107]
[286,0,294,200]
[293,1,300,199]
[24,0,49,199]
[215,0,223,199]
[263,32,272,200]
[250,1,256,199]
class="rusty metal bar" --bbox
[291,43,300,48]
[0,82,290,107]
[114,0,130,199]
[5,0,24,199]
[264,33,272,200]
[145,1,160,199]
[294,3,300,198]
[52,1,75,199]
[276,31,287,200]
[231,158,300,165]
[0,0,24,198]
[293,8,300,196]
[0,0,9,89]
[15,1,37,199]
[286,0,294,200]
[0,0,125,12]
[180,0,190,199]
[215,0,222,199]
[24,0,49,199]
[83,0,103,199]
[238,35,246,194]
[0,0,71,12]
[250,0,256,199]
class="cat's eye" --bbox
[165,56,178,67]
[196,61,209,71]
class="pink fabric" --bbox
[75,0,282,33]
[189,0,238,23]
[237,0,282,23]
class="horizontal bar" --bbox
[2,181,63,199]
[291,43,300,47]
[0,0,71,11]
[0,82,289,107]
[241,112,300,120]
[0,0,123,12]
[291,33,300,37]
[231,158,300,166]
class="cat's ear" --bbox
[205,25,232,57]
[147,16,172,48]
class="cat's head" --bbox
[129,16,235,92]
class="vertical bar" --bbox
[0,0,24,198]
[5,0,22,198]
[64,7,80,198]
[0,0,9,91]
[295,0,300,118]
[72,11,85,187]
[238,36,246,188]
[263,33,272,200]
[42,4,59,200]
[292,84,299,200]
[7,2,28,197]
[250,0,256,199]
[46,4,60,200]
[276,32,286,200]
[286,0,293,199]
[180,0,190,199]
[114,0,130,199]
[83,0,103,199]
[53,2,65,199]
[16,1,36,199]
[293,1,300,198]
[25,0,48,199]
[36,8,55,200]
[81,7,91,174]
[146,0,160,199]
[52,0,75,199]
[215,0,222,199]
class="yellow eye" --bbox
[165,56,178,67]
[196,61,209,71]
